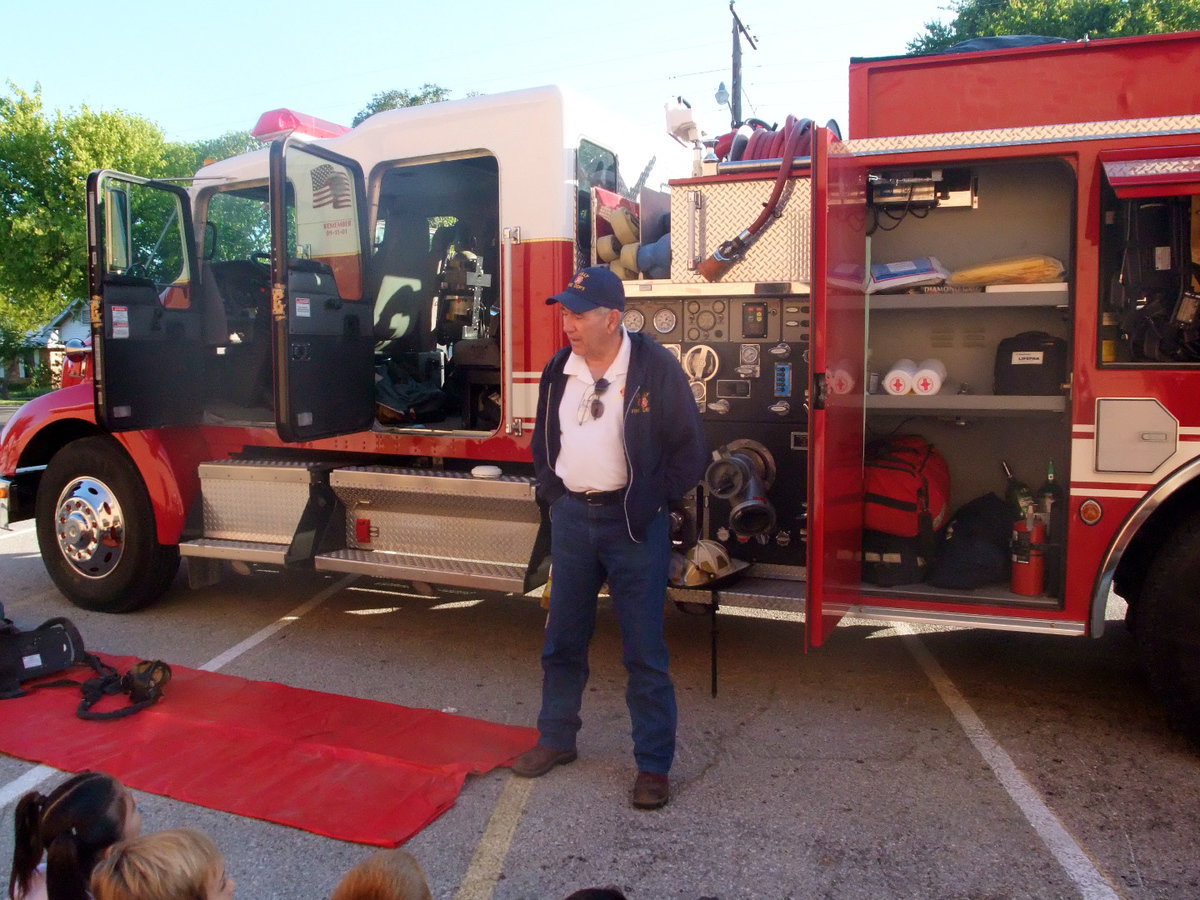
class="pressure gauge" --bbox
[623,309,646,333]
[653,308,678,334]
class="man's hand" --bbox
[669,503,698,551]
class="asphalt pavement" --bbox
[2,521,1200,899]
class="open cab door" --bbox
[806,128,868,648]
[268,139,374,442]
[87,171,204,431]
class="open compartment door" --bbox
[268,139,374,442]
[87,170,204,432]
[806,128,868,648]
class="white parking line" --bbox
[898,626,1121,900]
[0,522,35,540]
[1,573,356,809]
[198,574,356,671]
[0,764,57,807]
[454,775,534,900]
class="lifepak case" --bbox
[993,331,1068,395]
[0,610,87,700]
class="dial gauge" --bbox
[653,308,678,334]
[623,309,646,333]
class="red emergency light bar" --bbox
[251,108,350,142]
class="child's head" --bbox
[9,771,141,900]
[90,829,233,900]
[331,848,432,900]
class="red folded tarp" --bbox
[1,655,537,846]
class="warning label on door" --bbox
[112,306,129,339]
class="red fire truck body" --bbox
[6,33,1200,738]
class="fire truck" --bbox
[6,31,1200,740]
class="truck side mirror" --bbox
[64,338,92,362]
[105,186,132,273]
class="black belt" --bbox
[566,488,626,506]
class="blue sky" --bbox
[5,0,950,144]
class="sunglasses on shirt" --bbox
[578,378,610,424]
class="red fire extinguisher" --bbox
[1011,519,1046,596]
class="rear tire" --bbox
[36,436,179,613]
[1136,509,1200,745]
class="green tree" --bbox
[0,321,30,399]
[352,84,451,126]
[908,0,1200,55]
[163,130,260,179]
[0,83,170,323]
[0,83,253,337]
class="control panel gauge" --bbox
[653,308,678,334]
[623,309,646,333]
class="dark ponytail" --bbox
[9,772,128,900]
[44,830,92,900]
[9,792,47,900]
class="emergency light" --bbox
[251,108,350,142]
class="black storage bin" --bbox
[993,331,1068,395]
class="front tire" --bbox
[1136,508,1200,746]
[36,436,179,612]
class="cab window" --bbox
[369,154,500,430]
[107,181,190,288]
[576,139,621,268]
[204,187,271,262]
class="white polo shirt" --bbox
[555,328,631,493]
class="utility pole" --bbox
[730,1,757,128]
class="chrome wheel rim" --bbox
[54,476,125,579]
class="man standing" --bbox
[512,266,707,810]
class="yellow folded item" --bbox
[949,255,1064,286]
[599,206,640,245]
[608,260,638,281]
[619,242,641,273]
[597,234,621,262]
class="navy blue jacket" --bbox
[532,331,709,542]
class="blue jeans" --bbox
[537,495,676,774]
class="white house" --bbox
[11,299,89,386]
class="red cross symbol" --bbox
[918,376,933,392]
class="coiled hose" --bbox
[698,116,815,283]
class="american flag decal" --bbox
[311,164,352,209]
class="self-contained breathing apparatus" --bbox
[1106,196,1200,363]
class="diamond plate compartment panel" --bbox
[332,470,540,566]
[671,176,811,283]
[202,478,310,544]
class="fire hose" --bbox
[698,115,814,283]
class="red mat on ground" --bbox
[1,655,537,846]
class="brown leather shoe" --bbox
[511,744,577,778]
[631,771,669,810]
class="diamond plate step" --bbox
[179,538,290,564]
[314,549,527,593]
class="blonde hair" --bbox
[90,829,225,900]
[331,849,432,900]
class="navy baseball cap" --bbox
[546,266,625,313]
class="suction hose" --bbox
[697,116,813,283]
